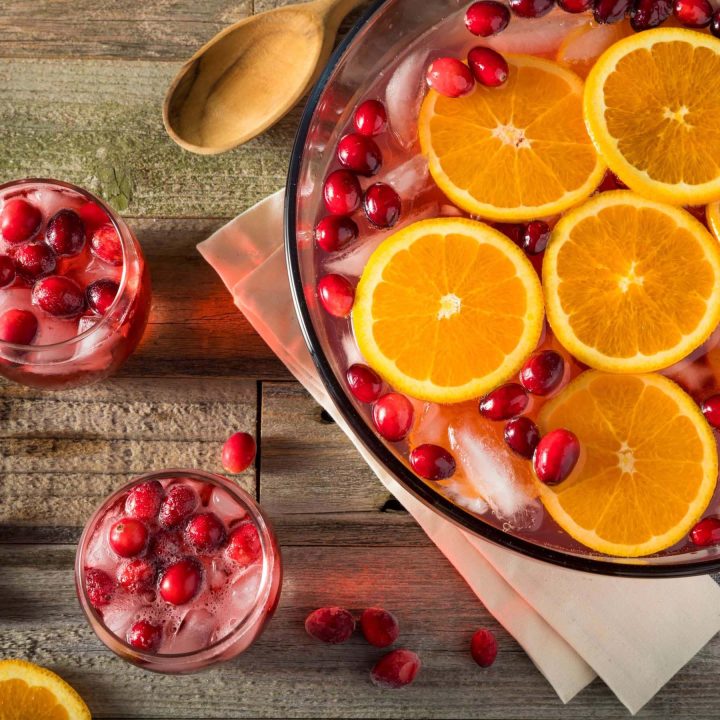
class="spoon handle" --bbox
[313,0,368,29]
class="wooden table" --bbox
[1,2,719,718]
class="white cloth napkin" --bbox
[198,190,720,714]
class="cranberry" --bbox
[519,350,564,395]
[346,363,383,403]
[533,428,580,485]
[0,309,38,345]
[465,1,511,35]
[222,431,257,473]
[673,0,712,25]
[118,558,156,593]
[90,224,123,266]
[479,383,528,420]
[371,649,421,689]
[12,242,57,279]
[409,444,456,480]
[557,0,593,11]
[0,198,41,244]
[85,567,115,609]
[593,0,632,23]
[78,201,110,233]
[158,485,198,528]
[0,255,15,288]
[185,512,226,552]
[522,221,550,255]
[159,558,202,605]
[504,416,541,459]
[373,392,414,441]
[631,0,673,29]
[305,607,355,644]
[689,517,720,546]
[711,8,720,36]
[125,480,164,521]
[86,278,119,316]
[127,620,162,651]
[360,608,400,648]
[354,99,388,137]
[323,169,362,216]
[468,47,509,87]
[109,517,148,558]
[596,171,627,192]
[314,215,358,252]
[363,183,401,228]
[318,274,355,317]
[44,209,85,257]
[426,57,475,98]
[337,133,382,177]
[470,628,498,668]
[226,521,261,566]
[32,276,86,318]
[509,0,555,17]
[701,394,720,428]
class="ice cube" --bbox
[102,594,146,638]
[222,564,262,628]
[385,49,430,150]
[164,608,216,654]
[210,487,246,525]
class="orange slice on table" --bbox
[543,190,720,373]
[555,19,632,79]
[418,54,605,221]
[0,659,91,720]
[536,371,717,557]
[584,28,720,205]
[352,217,544,403]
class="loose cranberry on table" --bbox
[504,416,541,459]
[86,278,119,316]
[712,8,720,37]
[314,215,358,253]
[508,0,555,17]
[522,220,550,255]
[373,392,414,441]
[673,0,712,26]
[159,558,202,605]
[0,197,41,244]
[109,517,148,558]
[318,273,355,318]
[370,649,421,689]
[159,485,198,528]
[90,224,123,266]
[593,0,632,23]
[533,428,580,485]
[426,57,475,98]
[226,521,262,566]
[631,0,673,29]
[363,183,401,229]
[468,47,509,88]
[337,133,382,177]
[222,431,257,473]
[596,170,627,192]
[127,620,162,652]
[125,480,164,521]
[409,443,456,480]
[557,0,594,12]
[346,363,383,403]
[701,394,720,429]
[185,512,226,552]
[12,242,57,279]
[323,169,362,216]
[470,628,498,668]
[45,209,85,257]
[465,1,511,36]
[689,517,720,546]
[360,608,400,648]
[0,309,38,345]
[0,255,15,288]
[305,606,355,644]
[353,99,388,137]
[85,567,115,609]
[479,383,528,420]
[31,275,86,318]
[519,350,564,395]
[118,558,156,593]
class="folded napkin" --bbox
[198,190,720,714]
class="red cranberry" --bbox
[185,512,226,552]
[314,215,358,252]
[504,416,541,459]
[127,620,162,651]
[90,224,123,266]
[360,608,400,648]
[468,47,509,87]
[159,558,202,605]
[470,628,498,668]
[159,485,198,528]
[78,201,110,233]
[0,198,41,244]
[226,521,261,566]
[318,274,355,317]
[323,170,362,216]
[594,0,632,23]
[533,429,580,485]
[0,309,38,345]
[426,57,475,98]
[465,1,511,35]
[509,0,555,17]
[44,209,85,257]
[31,276,85,318]
[354,99,388,136]
[222,431,257,473]
[479,383,528,420]
[85,567,115,608]
[363,183,401,228]
[522,221,550,255]
[711,8,720,36]
[373,392,414,441]
[631,0,673,29]
[689,517,720,546]
[86,278,119,316]
[305,607,355,644]
[12,242,57,279]
[346,363,383,403]
[409,444,456,480]
[701,394,720,428]
[0,255,15,288]
[337,133,382,177]
[557,0,593,11]
[673,0,712,25]
[371,649,421,689]
[125,480,164,521]
[118,558,156,593]
[109,517,148,558]
[596,171,627,192]
[519,350,564,395]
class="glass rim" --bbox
[283,0,720,578]
[75,468,278,662]
[0,177,133,352]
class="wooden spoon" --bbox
[163,0,367,155]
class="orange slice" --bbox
[584,28,720,205]
[0,659,91,720]
[419,54,605,221]
[537,371,717,557]
[555,19,632,79]
[543,190,720,373]
[708,201,720,241]
[352,218,544,403]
